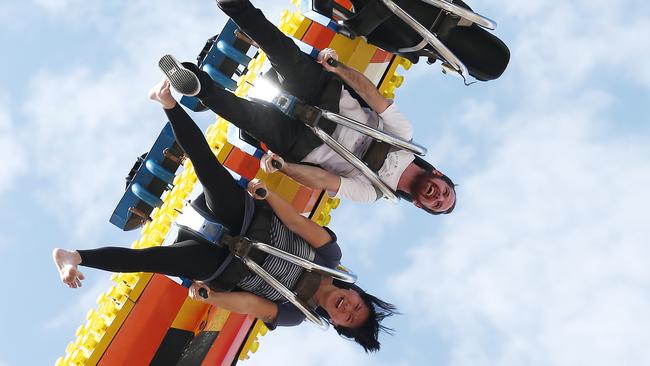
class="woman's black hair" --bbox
[325,280,399,352]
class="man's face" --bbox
[411,171,456,213]
[323,288,370,328]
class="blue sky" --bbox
[1,0,649,365]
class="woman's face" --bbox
[323,288,370,328]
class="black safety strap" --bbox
[292,271,322,302]
[203,200,272,292]
[362,139,393,171]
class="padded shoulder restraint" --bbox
[293,271,322,302]
[362,140,392,172]
[345,0,393,36]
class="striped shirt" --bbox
[236,215,316,301]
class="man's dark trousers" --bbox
[196,0,339,161]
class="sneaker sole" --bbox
[158,55,200,97]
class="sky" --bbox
[1,0,649,365]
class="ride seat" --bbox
[316,0,510,81]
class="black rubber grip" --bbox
[326,58,338,67]
[255,188,267,197]
[271,159,283,169]
[199,288,208,299]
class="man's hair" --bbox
[329,282,398,352]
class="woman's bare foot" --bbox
[52,248,85,288]
[148,79,177,109]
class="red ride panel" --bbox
[301,21,336,51]
[201,313,255,366]
[98,275,188,366]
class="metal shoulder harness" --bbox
[175,199,356,329]
[254,78,428,202]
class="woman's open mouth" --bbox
[336,296,344,309]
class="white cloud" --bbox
[0,234,7,252]
[0,94,27,193]
[331,200,406,266]
[503,0,650,92]
[244,324,405,366]
[19,65,161,240]
[44,278,109,330]
[31,0,76,14]
[389,80,650,366]
[383,3,650,365]
[0,3,30,30]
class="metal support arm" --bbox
[321,110,427,156]
[241,257,329,329]
[311,127,399,202]
[292,103,426,202]
[220,234,359,328]
[252,242,357,283]
[419,0,496,30]
[379,0,470,81]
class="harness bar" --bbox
[221,234,357,329]
[379,0,474,82]
[419,0,496,30]
[320,110,427,155]
[294,102,430,202]
[311,126,398,202]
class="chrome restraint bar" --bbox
[310,126,399,202]
[293,102,429,202]
[419,0,496,30]
[320,110,427,156]
[223,235,358,329]
[241,256,329,328]
[252,242,357,283]
[379,0,470,81]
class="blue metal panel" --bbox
[180,19,255,111]
[109,122,181,231]
[145,159,175,185]
[203,63,238,90]
[216,40,252,66]
[131,182,164,208]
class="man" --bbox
[162,0,456,215]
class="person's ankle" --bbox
[162,100,177,110]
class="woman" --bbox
[52,79,396,352]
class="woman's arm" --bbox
[189,283,278,324]
[247,179,333,248]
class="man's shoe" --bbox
[158,55,200,96]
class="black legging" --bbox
[78,104,244,280]
[77,240,227,281]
